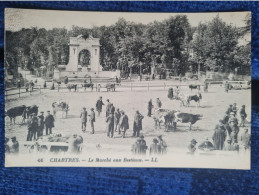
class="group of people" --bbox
[167,86,180,100]
[80,107,95,134]
[26,110,55,141]
[131,135,167,155]
[188,103,250,153]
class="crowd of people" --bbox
[131,135,167,155]
[188,103,250,154]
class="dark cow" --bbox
[106,83,116,92]
[81,83,94,91]
[6,105,27,124]
[189,85,200,91]
[26,105,39,118]
[174,112,202,130]
[186,93,202,107]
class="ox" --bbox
[174,112,202,130]
[82,83,94,91]
[26,105,39,118]
[186,93,202,107]
[6,105,27,124]
[189,85,200,91]
[106,83,116,92]
[153,109,176,131]
[52,101,69,118]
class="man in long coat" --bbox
[147,99,153,117]
[96,96,104,116]
[133,110,144,137]
[110,103,115,115]
[239,105,247,127]
[80,107,87,132]
[119,111,129,138]
[114,108,121,132]
[89,108,95,134]
[45,111,55,135]
[106,99,112,117]
[31,113,38,140]
[106,113,114,138]
[168,88,174,100]
[37,111,44,137]
[212,120,227,150]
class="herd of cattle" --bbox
[66,83,116,92]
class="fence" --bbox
[5,85,41,99]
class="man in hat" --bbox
[198,138,214,151]
[150,138,161,155]
[222,111,229,125]
[147,99,153,117]
[80,107,87,133]
[114,108,121,132]
[229,112,238,126]
[239,105,247,127]
[226,105,233,115]
[110,103,115,115]
[106,113,114,138]
[31,113,38,140]
[232,103,238,115]
[133,110,144,137]
[131,138,141,155]
[45,110,55,135]
[119,111,129,138]
[156,98,162,110]
[224,138,239,151]
[11,137,19,153]
[89,108,95,134]
[212,120,227,150]
[139,135,147,155]
[5,137,10,153]
[157,135,167,154]
[37,111,45,137]
[96,96,104,116]
[230,124,239,144]
[27,114,33,141]
[106,99,112,117]
[188,139,197,154]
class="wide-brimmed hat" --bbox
[191,139,197,144]
[157,135,162,139]
[11,136,16,140]
[83,107,86,110]
[91,108,94,111]
[153,138,159,143]
[242,105,245,107]
[40,111,44,113]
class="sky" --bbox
[5,8,250,31]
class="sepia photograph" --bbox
[4,9,251,169]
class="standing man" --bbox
[157,135,167,154]
[37,111,45,137]
[119,111,129,138]
[139,135,147,155]
[239,105,247,127]
[80,107,87,133]
[114,108,121,132]
[96,96,104,116]
[147,99,153,117]
[106,99,112,117]
[149,138,161,155]
[156,98,162,110]
[106,113,114,138]
[31,113,38,140]
[45,110,55,135]
[133,110,144,137]
[226,105,233,115]
[89,108,95,134]
[232,103,238,115]
[212,120,227,150]
[225,81,229,93]
[168,88,174,100]
[110,103,115,115]
[27,114,33,141]
[11,137,19,154]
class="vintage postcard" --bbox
[4,9,251,169]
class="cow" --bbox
[189,85,200,91]
[153,109,176,131]
[174,112,202,130]
[52,101,69,118]
[26,105,39,118]
[178,94,188,107]
[186,93,202,107]
[81,83,94,91]
[6,105,27,124]
[67,84,77,92]
[106,83,116,92]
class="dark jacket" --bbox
[45,114,55,128]
[96,100,104,111]
[133,113,144,131]
[80,110,88,123]
[106,114,114,131]
[114,111,121,124]
[120,114,129,130]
